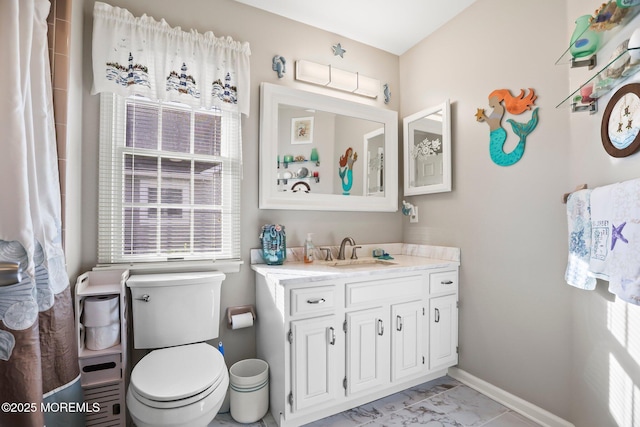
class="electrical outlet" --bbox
[410,206,419,223]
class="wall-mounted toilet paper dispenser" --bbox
[225,305,256,330]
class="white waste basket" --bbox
[229,359,269,423]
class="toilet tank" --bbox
[126,272,225,349]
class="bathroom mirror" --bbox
[403,100,451,196]
[259,83,398,211]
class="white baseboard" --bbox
[447,367,574,427]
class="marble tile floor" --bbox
[209,375,541,427]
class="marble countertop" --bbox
[251,243,460,286]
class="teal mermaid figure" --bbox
[338,147,358,195]
[476,88,539,166]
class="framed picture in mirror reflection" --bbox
[291,116,314,144]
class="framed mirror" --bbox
[403,100,451,196]
[259,83,398,211]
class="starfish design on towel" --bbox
[611,222,629,250]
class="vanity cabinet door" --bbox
[429,294,458,370]
[291,315,340,412]
[391,300,424,382]
[345,307,388,395]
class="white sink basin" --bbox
[319,258,397,268]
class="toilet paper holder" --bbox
[225,305,256,329]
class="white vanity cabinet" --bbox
[343,273,425,396]
[428,270,459,370]
[254,257,459,427]
[290,314,341,412]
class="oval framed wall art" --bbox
[601,83,640,157]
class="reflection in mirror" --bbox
[364,128,384,196]
[260,83,398,211]
[403,100,451,196]
[278,105,383,197]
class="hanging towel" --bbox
[588,183,615,281]
[607,179,640,305]
[565,189,596,290]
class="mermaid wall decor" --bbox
[338,147,358,195]
[475,88,540,166]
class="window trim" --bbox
[98,93,242,265]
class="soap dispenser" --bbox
[304,233,315,263]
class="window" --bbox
[98,94,241,264]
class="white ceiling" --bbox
[233,0,477,55]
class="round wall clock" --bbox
[601,83,640,157]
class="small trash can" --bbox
[229,359,269,423]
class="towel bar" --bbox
[562,183,588,204]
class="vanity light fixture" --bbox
[295,60,329,85]
[327,67,357,92]
[295,59,379,99]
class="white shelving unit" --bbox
[74,269,129,427]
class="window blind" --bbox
[98,93,241,264]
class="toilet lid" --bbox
[131,343,225,402]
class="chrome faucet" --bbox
[337,237,356,260]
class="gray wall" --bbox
[400,0,572,418]
[401,0,640,426]
[68,0,640,425]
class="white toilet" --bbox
[126,272,228,427]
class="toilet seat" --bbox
[130,343,226,409]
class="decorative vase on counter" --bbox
[570,14,601,59]
[260,224,286,265]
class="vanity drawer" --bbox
[290,286,336,317]
[346,275,423,307]
[429,270,458,295]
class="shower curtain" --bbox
[0,1,83,426]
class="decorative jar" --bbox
[260,224,286,265]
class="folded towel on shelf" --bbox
[565,189,596,290]
[589,178,640,305]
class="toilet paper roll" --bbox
[83,295,119,327]
[86,323,120,350]
[231,312,254,330]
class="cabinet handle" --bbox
[441,280,453,285]
[328,327,336,345]
[377,319,384,336]
[135,294,150,302]
[307,298,326,305]
[434,308,440,323]
[396,315,403,331]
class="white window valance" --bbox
[91,2,251,116]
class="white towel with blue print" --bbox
[588,179,640,305]
[565,189,596,290]
[588,183,615,281]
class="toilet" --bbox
[126,272,228,427]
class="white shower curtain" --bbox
[0,1,82,426]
